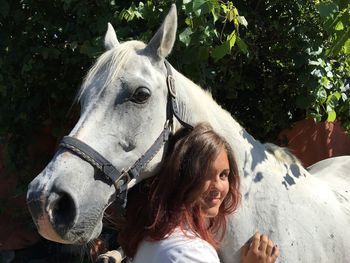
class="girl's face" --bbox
[201,148,230,218]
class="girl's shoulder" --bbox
[132,228,220,263]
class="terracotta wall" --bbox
[279,119,350,167]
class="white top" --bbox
[129,227,220,263]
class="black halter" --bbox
[59,61,193,204]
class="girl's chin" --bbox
[203,207,220,218]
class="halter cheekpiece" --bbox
[59,60,193,205]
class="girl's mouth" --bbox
[205,196,221,205]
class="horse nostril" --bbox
[47,191,77,233]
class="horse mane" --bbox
[264,142,302,166]
[173,69,245,136]
[77,40,146,102]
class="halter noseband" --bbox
[59,61,193,204]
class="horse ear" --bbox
[144,4,177,60]
[104,23,119,50]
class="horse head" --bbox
[27,4,181,244]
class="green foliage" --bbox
[0,0,349,186]
[316,0,350,56]
[309,0,350,129]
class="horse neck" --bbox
[172,68,267,172]
[172,69,311,186]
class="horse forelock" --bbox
[77,40,146,102]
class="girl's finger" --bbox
[259,234,268,252]
[271,245,280,261]
[251,232,261,252]
[266,239,274,256]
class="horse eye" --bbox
[131,87,151,104]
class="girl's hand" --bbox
[240,232,279,263]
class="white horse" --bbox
[27,4,350,262]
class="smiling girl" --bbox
[117,123,279,263]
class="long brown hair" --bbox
[117,123,241,258]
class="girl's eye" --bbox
[220,170,229,179]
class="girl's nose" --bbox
[211,176,223,190]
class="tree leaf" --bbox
[237,16,248,27]
[210,1,220,21]
[192,0,212,16]
[179,27,193,47]
[228,31,237,50]
[228,9,234,22]
[344,39,350,54]
[329,28,350,56]
[341,92,347,101]
[320,76,329,87]
[327,110,336,122]
[326,92,341,108]
[236,36,248,54]
[333,91,341,100]
[211,41,230,60]
[316,87,327,103]
[185,17,193,26]
[335,21,344,31]
[316,2,338,18]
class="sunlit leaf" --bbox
[327,110,336,122]
[211,3,220,23]
[185,17,193,26]
[341,92,347,101]
[233,7,239,16]
[228,10,234,22]
[320,76,329,87]
[317,87,327,103]
[335,21,344,31]
[333,91,341,100]
[227,31,236,49]
[344,39,350,54]
[179,27,193,47]
[237,16,248,27]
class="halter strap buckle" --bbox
[113,169,131,191]
[167,75,176,97]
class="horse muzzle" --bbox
[27,172,102,244]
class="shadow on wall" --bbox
[279,118,350,167]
